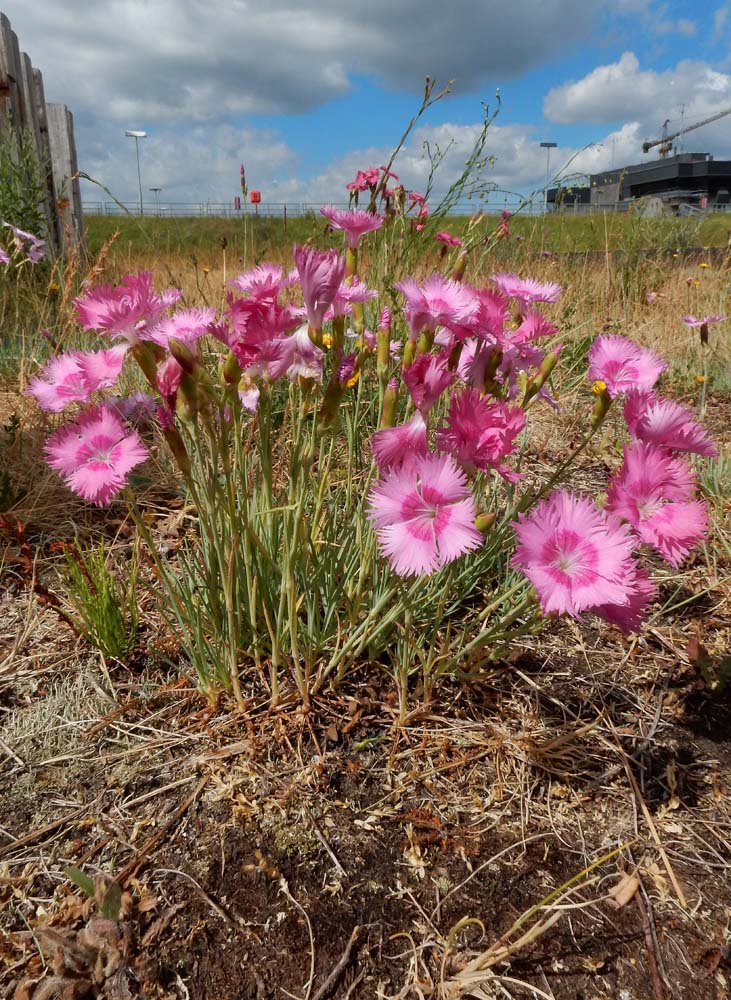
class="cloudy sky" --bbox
[7,0,731,210]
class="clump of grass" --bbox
[55,537,140,662]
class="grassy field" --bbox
[82,208,731,260]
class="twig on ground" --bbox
[635,877,669,1000]
[312,925,360,1000]
[116,774,209,885]
[0,792,104,861]
[303,806,347,876]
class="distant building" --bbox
[548,152,731,213]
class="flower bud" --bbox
[402,339,417,367]
[132,342,160,388]
[523,344,562,404]
[590,383,612,428]
[162,425,192,476]
[451,252,468,282]
[176,371,200,423]
[447,341,463,372]
[345,245,358,280]
[377,310,392,378]
[475,512,496,534]
[223,350,241,385]
[380,379,399,428]
[332,315,346,354]
[168,337,198,375]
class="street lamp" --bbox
[540,141,557,213]
[125,130,147,215]
[149,187,162,215]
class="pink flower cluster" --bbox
[32,251,715,641]
[510,334,716,632]
[33,246,366,505]
[435,231,463,248]
[367,273,564,576]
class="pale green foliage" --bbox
[135,377,535,715]
[0,125,47,240]
[58,538,140,661]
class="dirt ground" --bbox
[2,591,731,1000]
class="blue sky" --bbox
[6,1,731,208]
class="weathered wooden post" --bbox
[0,9,84,251]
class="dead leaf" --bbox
[608,873,640,908]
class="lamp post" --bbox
[149,187,162,215]
[540,141,557,213]
[125,130,147,215]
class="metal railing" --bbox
[81,198,731,220]
[82,199,541,219]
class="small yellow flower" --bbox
[699,262,710,269]
[322,333,333,349]
[346,371,360,388]
[696,374,706,384]
[591,379,607,395]
[48,282,60,295]
[672,252,679,259]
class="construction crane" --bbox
[643,107,731,157]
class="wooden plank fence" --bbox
[0,9,83,250]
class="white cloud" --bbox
[78,121,298,206]
[543,52,731,131]
[8,0,604,123]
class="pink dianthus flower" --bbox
[230,263,297,300]
[492,273,562,310]
[435,231,463,248]
[74,272,181,345]
[4,223,45,263]
[370,412,428,472]
[511,491,638,619]
[395,274,477,341]
[624,392,717,457]
[606,442,708,566]
[402,351,455,413]
[320,206,383,248]
[367,453,482,576]
[435,389,526,480]
[279,323,324,382]
[587,335,666,398]
[146,307,217,349]
[293,245,346,331]
[28,347,127,412]
[44,405,148,506]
